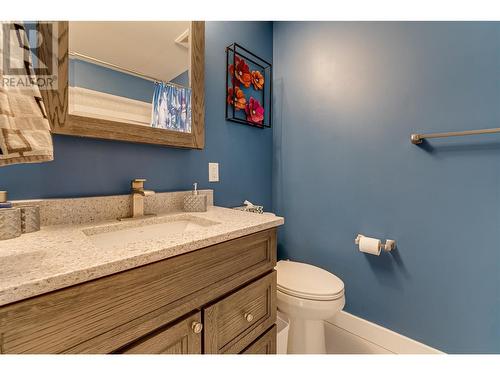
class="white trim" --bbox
[326,311,443,354]
[69,86,152,126]
[175,28,190,49]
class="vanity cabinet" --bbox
[0,228,277,354]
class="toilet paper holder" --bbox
[355,234,396,252]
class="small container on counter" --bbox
[0,208,22,240]
[183,183,207,212]
[233,200,264,214]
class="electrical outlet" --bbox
[208,162,219,182]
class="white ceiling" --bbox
[69,21,190,82]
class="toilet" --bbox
[276,260,345,354]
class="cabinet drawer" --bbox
[120,312,202,354]
[204,271,276,354]
[0,229,276,353]
[241,325,277,354]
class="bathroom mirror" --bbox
[37,21,205,149]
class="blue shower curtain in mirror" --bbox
[151,82,192,133]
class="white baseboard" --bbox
[325,311,443,354]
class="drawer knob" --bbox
[192,321,203,334]
[244,313,254,322]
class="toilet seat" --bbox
[276,260,344,301]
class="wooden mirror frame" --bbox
[38,21,205,149]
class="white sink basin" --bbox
[83,214,219,250]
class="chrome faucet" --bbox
[130,178,155,218]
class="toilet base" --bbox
[287,318,326,354]
[277,291,345,354]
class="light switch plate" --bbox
[208,162,219,182]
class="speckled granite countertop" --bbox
[0,206,284,307]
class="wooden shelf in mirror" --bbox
[37,21,205,149]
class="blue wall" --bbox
[171,70,190,87]
[69,59,154,102]
[273,22,500,353]
[0,22,274,210]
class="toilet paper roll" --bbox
[359,236,381,256]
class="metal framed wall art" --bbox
[225,43,272,128]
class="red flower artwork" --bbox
[227,86,246,110]
[251,70,264,90]
[229,56,252,88]
[245,97,264,124]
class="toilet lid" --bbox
[275,260,344,301]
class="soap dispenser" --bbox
[183,183,207,212]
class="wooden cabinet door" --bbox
[241,326,277,354]
[204,272,276,354]
[121,312,202,354]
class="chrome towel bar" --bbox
[410,127,500,144]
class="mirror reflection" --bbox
[69,21,192,133]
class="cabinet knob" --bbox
[244,313,254,322]
[192,321,203,334]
